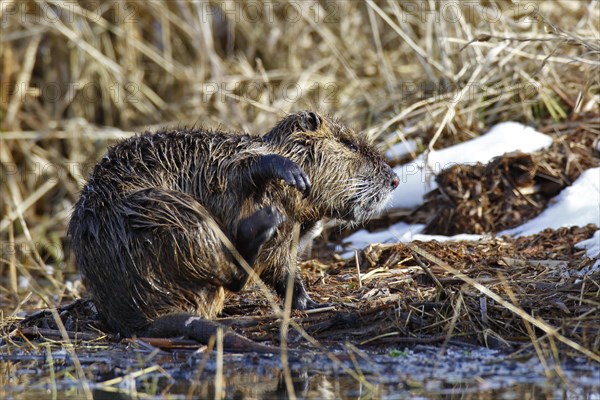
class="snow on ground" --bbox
[387,122,553,209]
[344,122,553,253]
[342,123,599,273]
[576,230,600,260]
[501,168,600,237]
[575,230,600,276]
[501,167,600,276]
[341,222,482,258]
[384,139,418,162]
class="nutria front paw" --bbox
[256,154,311,196]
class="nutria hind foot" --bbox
[292,293,333,311]
[143,313,296,355]
[280,277,333,312]
[295,297,333,311]
[236,206,284,266]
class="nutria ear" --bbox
[298,111,322,132]
[263,111,323,143]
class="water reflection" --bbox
[1,343,599,399]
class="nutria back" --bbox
[68,111,399,337]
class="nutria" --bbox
[68,111,399,352]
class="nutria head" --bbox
[263,111,399,223]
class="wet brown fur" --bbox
[68,111,398,338]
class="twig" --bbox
[411,252,444,292]
[17,327,103,342]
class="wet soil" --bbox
[2,341,599,399]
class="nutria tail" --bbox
[144,313,296,355]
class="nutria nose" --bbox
[391,176,399,189]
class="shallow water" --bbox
[1,342,599,399]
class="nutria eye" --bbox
[342,140,358,152]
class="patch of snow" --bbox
[576,230,600,259]
[500,168,600,237]
[343,222,424,254]
[341,222,482,258]
[411,233,484,242]
[387,122,553,209]
[575,230,600,277]
[384,140,418,162]
[18,276,29,289]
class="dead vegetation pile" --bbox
[224,225,600,357]
[409,119,600,234]
[8,225,598,361]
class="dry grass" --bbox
[1,0,599,357]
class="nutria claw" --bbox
[255,154,311,196]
